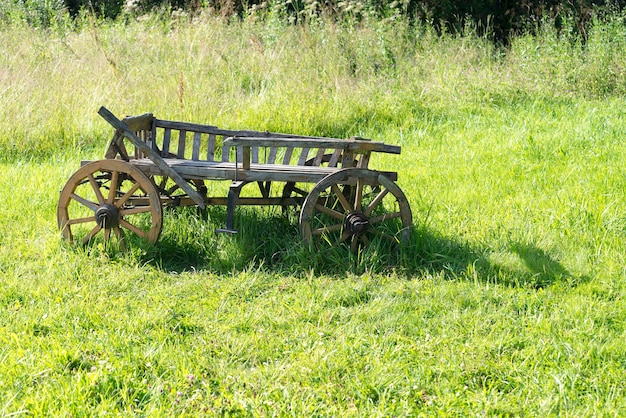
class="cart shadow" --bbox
[143,208,584,288]
[404,226,586,288]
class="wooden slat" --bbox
[134,132,140,159]
[251,146,259,164]
[131,159,335,183]
[146,130,155,152]
[192,131,201,160]
[207,133,216,162]
[282,147,294,165]
[342,150,356,168]
[297,148,310,166]
[162,128,171,157]
[151,117,157,152]
[225,136,401,154]
[329,149,342,167]
[156,119,218,133]
[177,130,187,159]
[242,147,250,170]
[236,146,243,163]
[268,147,278,164]
[313,148,326,166]
[127,158,398,183]
[358,152,371,168]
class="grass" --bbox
[2,10,626,416]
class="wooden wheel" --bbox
[299,168,412,251]
[57,160,163,247]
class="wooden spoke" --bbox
[332,184,352,213]
[312,222,343,236]
[67,216,96,225]
[88,174,106,205]
[115,182,143,208]
[361,234,370,246]
[103,227,111,242]
[363,188,389,217]
[350,236,359,252]
[369,211,402,224]
[336,229,352,246]
[82,224,102,245]
[119,218,148,239]
[107,170,119,204]
[314,203,345,221]
[354,177,363,211]
[69,193,98,211]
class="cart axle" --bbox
[95,204,120,228]
[345,212,369,235]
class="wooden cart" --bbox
[57,107,412,251]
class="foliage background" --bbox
[4,0,626,43]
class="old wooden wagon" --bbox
[57,107,412,251]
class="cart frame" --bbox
[57,107,412,251]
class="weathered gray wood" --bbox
[252,147,259,164]
[329,149,342,167]
[156,119,218,133]
[177,130,187,159]
[268,147,278,164]
[120,158,398,183]
[105,114,153,159]
[313,148,326,166]
[207,134,216,162]
[162,128,171,157]
[298,148,310,166]
[97,106,206,209]
[224,136,401,154]
[192,131,201,160]
[282,147,294,165]
[98,109,401,213]
[130,159,336,182]
[242,147,251,170]
[358,152,371,168]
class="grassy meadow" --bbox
[2,11,626,415]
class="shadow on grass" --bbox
[136,207,585,288]
[401,227,586,288]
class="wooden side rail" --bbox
[149,122,391,169]
[223,136,400,170]
[99,106,401,185]
[107,113,399,172]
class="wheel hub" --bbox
[345,212,369,235]
[95,204,120,228]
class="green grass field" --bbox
[2,12,626,416]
